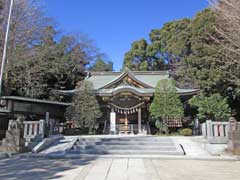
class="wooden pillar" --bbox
[138,108,141,133]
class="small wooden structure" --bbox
[0,96,69,140]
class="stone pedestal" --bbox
[227,117,240,155]
[228,130,240,155]
[1,118,26,153]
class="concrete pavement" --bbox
[1,157,240,180]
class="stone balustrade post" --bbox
[206,120,213,142]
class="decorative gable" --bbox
[100,70,153,89]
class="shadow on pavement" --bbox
[0,156,96,180]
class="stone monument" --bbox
[1,116,26,153]
[228,117,240,155]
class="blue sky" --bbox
[43,0,208,71]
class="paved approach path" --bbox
[0,157,240,180]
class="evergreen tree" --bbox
[175,9,224,92]
[148,18,191,69]
[123,39,149,71]
[189,94,231,121]
[150,79,184,132]
[123,19,191,71]
[89,58,113,71]
[65,81,102,134]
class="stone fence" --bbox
[22,120,45,144]
[201,120,232,144]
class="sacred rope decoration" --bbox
[109,102,144,114]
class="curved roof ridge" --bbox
[99,69,153,89]
[88,70,170,76]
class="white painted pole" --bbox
[0,0,14,96]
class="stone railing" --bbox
[3,119,45,152]
[201,120,230,144]
[22,120,45,143]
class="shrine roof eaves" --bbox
[0,96,70,106]
[85,70,170,90]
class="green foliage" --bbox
[124,8,240,117]
[123,19,191,71]
[89,58,113,71]
[123,39,149,71]
[0,1,104,102]
[189,94,231,121]
[155,120,168,134]
[65,81,102,134]
[6,26,102,101]
[149,18,191,60]
[150,79,184,119]
[180,128,192,136]
[175,9,225,92]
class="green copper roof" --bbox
[59,70,198,96]
[86,70,170,89]
[135,74,169,88]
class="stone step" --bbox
[76,141,174,146]
[73,145,177,151]
[69,149,183,155]
[38,136,184,157]
[78,137,171,143]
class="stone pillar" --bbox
[228,117,240,155]
[206,120,213,142]
[138,108,142,134]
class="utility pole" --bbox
[0,0,14,96]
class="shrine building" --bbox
[63,69,198,134]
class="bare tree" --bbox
[210,0,240,95]
[0,0,52,63]
[210,0,240,62]
[0,0,53,95]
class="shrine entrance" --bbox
[107,92,150,134]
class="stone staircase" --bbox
[67,135,184,156]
